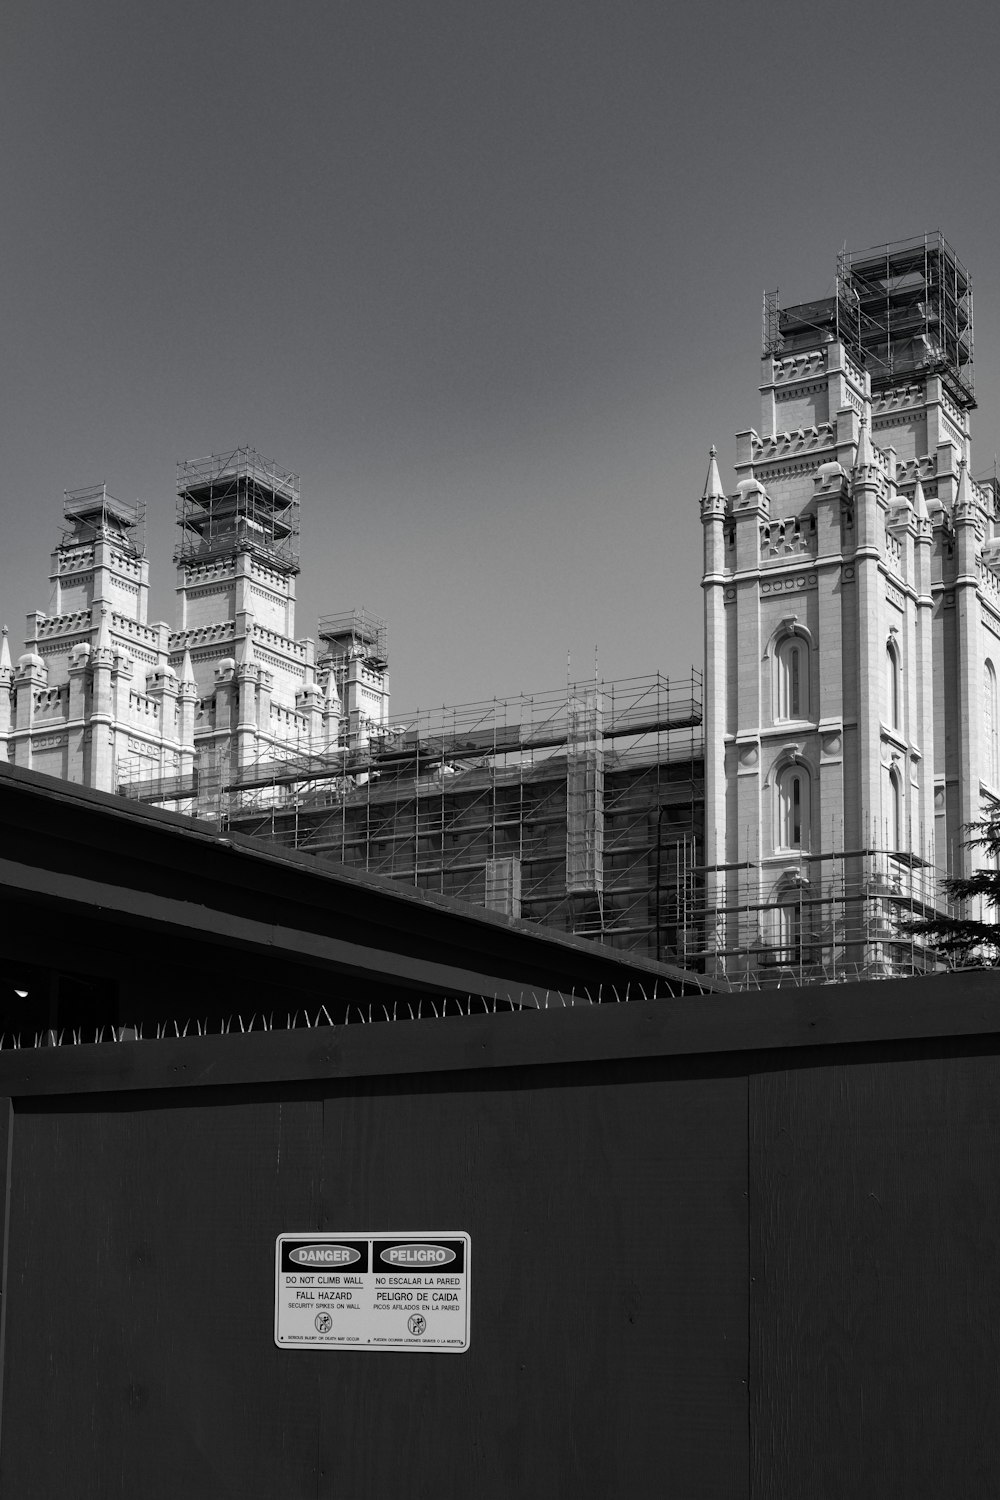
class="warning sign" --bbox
[274,1231,471,1352]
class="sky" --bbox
[3,0,1000,713]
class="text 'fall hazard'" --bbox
[274,1231,471,1352]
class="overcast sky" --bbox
[3,0,1000,712]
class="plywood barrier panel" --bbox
[1,1090,326,1499]
[750,1053,1000,1499]
[0,1062,747,1499]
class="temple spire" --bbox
[702,445,725,503]
[955,456,974,514]
[94,603,112,657]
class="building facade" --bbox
[226,673,704,966]
[0,447,704,972]
[0,449,390,807]
[702,233,991,981]
[6,234,994,985]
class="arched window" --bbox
[776,764,810,850]
[887,765,903,851]
[986,661,999,787]
[770,871,810,968]
[776,900,801,965]
[885,639,901,730]
[775,635,809,721]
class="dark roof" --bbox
[0,761,719,1009]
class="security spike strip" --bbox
[0,972,679,1048]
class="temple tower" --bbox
[316,610,389,750]
[171,448,320,775]
[703,233,994,982]
[2,487,187,790]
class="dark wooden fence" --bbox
[1,972,999,1497]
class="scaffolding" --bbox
[196,671,706,963]
[762,289,782,358]
[174,448,300,571]
[117,661,962,982]
[699,830,953,987]
[61,485,145,556]
[839,231,974,409]
[318,609,388,669]
[565,689,604,898]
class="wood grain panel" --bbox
[0,1090,324,1499]
[751,1054,1000,1498]
[0,1099,13,1461]
[308,1064,748,1499]
[0,1061,748,1499]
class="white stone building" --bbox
[0,449,390,808]
[702,233,995,981]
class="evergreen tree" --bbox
[906,814,1000,966]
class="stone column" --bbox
[89,605,116,790]
[700,447,729,972]
[912,478,937,868]
[177,649,198,782]
[813,461,850,860]
[953,460,983,880]
[66,642,92,781]
[851,419,885,851]
[0,629,13,761]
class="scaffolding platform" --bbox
[61,485,144,554]
[768,231,975,410]
[318,609,388,668]
[175,448,300,570]
[118,671,705,966]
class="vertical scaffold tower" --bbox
[317,609,388,669]
[174,448,301,570]
[771,233,974,412]
[839,231,974,408]
[61,485,145,557]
